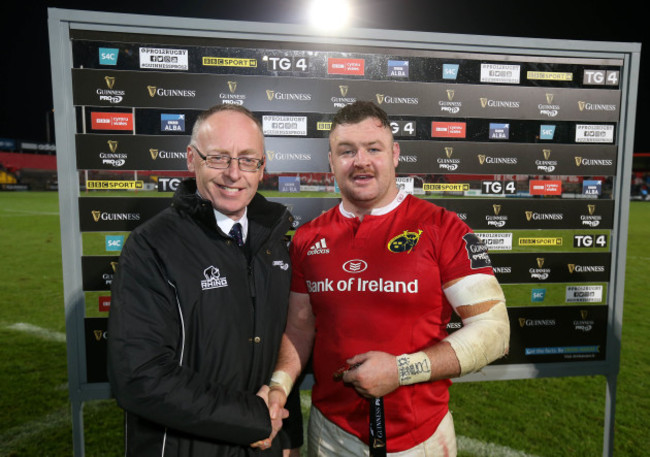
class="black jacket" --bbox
[107,179,301,456]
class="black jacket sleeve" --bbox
[107,230,272,445]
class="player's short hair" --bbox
[330,100,391,132]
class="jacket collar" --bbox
[171,179,293,241]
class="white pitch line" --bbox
[457,435,543,457]
[2,208,59,216]
[5,322,66,342]
[0,407,71,454]
[627,255,650,261]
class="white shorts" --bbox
[308,405,457,457]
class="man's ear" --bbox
[258,158,266,182]
[392,141,400,168]
[187,146,195,172]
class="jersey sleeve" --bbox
[436,209,494,284]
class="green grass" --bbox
[1,193,648,456]
[451,201,650,457]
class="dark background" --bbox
[1,1,645,150]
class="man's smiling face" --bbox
[187,110,265,220]
[328,116,400,216]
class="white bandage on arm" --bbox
[442,274,510,376]
[269,370,294,397]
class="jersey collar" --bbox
[338,189,408,219]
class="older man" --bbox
[108,104,301,457]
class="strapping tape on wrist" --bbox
[396,351,431,385]
[269,370,293,397]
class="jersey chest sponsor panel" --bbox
[295,209,449,350]
[290,198,482,450]
[290,197,486,359]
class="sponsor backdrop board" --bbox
[49,8,639,456]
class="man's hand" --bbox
[250,385,289,450]
[268,385,289,423]
[341,351,400,398]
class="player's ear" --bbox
[392,141,400,167]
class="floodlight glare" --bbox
[308,0,350,30]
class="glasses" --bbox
[192,145,264,172]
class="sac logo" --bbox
[99,48,119,65]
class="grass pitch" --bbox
[0,192,648,456]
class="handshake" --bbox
[252,373,295,455]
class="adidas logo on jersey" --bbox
[307,238,330,256]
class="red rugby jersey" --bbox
[290,193,494,451]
